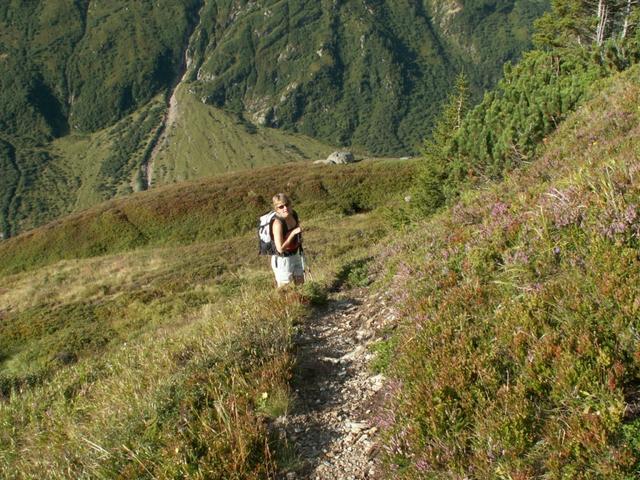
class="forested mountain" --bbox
[187,0,547,153]
[0,0,548,237]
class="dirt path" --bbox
[275,287,397,479]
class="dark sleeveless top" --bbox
[275,210,301,256]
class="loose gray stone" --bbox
[326,151,355,164]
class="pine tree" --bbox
[534,0,638,50]
[412,73,469,216]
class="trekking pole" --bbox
[301,251,314,282]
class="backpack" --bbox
[257,210,301,255]
[258,211,278,255]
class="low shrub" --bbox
[377,65,640,477]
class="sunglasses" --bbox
[276,204,290,210]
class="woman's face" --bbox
[274,201,291,217]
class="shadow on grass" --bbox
[329,257,373,292]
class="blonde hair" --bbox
[272,193,291,207]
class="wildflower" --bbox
[599,203,639,240]
[543,187,585,228]
[375,409,396,429]
[624,204,637,224]
[415,457,429,472]
[491,201,509,218]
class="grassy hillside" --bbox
[0,157,415,276]
[11,3,640,477]
[2,91,336,237]
[0,157,415,477]
[376,64,640,477]
[0,235,347,478]
[152,84,333,182]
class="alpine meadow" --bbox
[2,0,640,479]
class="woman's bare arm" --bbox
[272,218,285,253]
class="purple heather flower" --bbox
[415,458,430,472]
[491,201,509,218]
[625,204,637,224]
[375,410,396,429]
[544,187,585,228]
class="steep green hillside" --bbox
[0,0,548,237]
[411,0,640,218]
[0,0,546,145]
[1,94,334,237]
[0,0,201,138]
[189,0,547,154]
[0,0,202,237]
[151,84,333,182]
[378,63,640,477]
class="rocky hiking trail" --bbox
[273,286,398,480]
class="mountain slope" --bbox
[0,0,548,237]
[1,93,335,237]
[0,155,415,478]
[377,63,640,477]
[188,0,548,154]
[0,0,203,237]
[150,84,333,183]
[0,157,416,276]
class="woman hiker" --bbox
[270,193,304,287]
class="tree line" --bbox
[412,0,640,217]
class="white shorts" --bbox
[271,254,304,285]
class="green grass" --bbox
[1,280,295,478]
[0,179,395,477]
[152,85,335,182]
[0,157,417,276]
[375,64,640,478]
[334,257,373,289]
